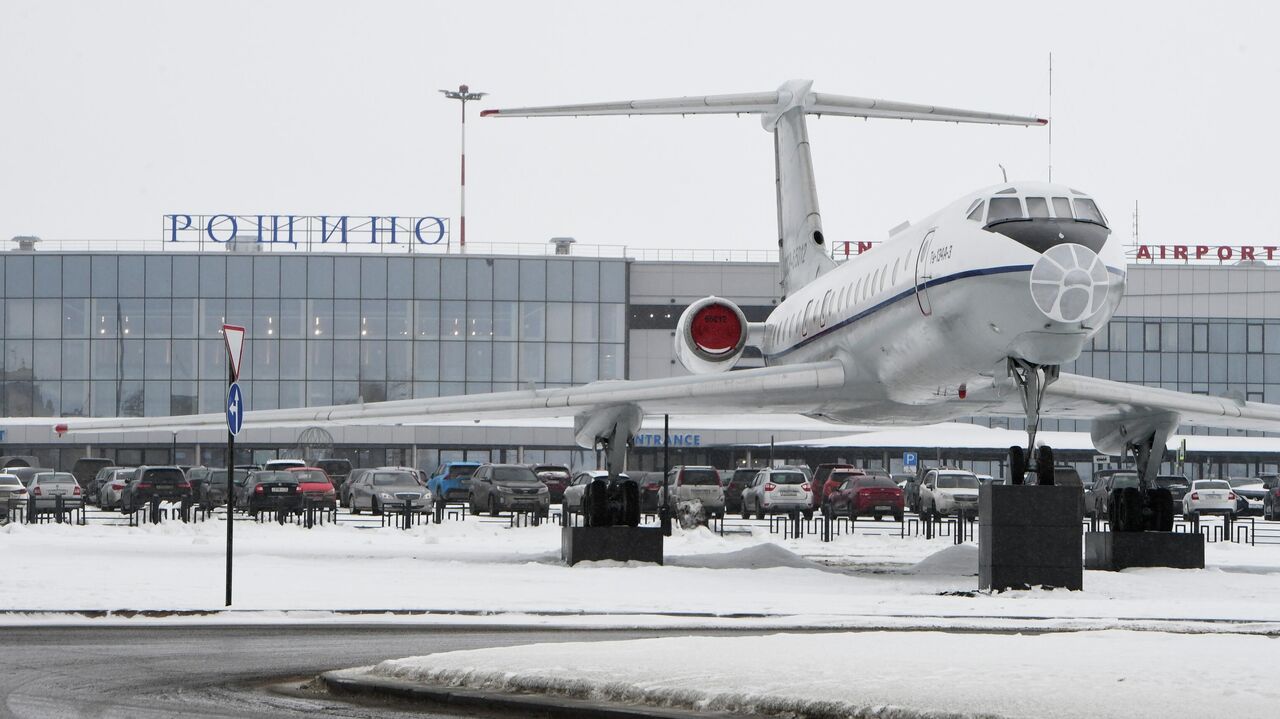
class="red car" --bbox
[821,468,866,508]
[287,467,337,509]
[528,464,571,502]
[810,463,854,509]
[825,474,904,521]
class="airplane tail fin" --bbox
[484,81,1045,296]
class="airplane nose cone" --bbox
[1029,244,1109,323]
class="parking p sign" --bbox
[903,451,918,470]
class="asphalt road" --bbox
[0,624,747,719]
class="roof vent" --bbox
[550,237,576,255]
[11,235,41,251]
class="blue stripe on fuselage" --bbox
[763,263,1124,361]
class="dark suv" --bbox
[119,466,192,513]
[723,468,764,514]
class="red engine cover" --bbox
[690,303,743,355]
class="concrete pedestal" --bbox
[979,484,1082,591]
[562,525,663,566]
[1084,531,1204,571]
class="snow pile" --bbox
[907,543,978,576]
[365,630,1280,718]
[667,542,825,571]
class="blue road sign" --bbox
[226,382,244,436]
[903,451,918,469]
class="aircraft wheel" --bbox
[1036,445,1055,485]
[1008,446,1027,485]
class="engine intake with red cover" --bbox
[674,297,749,374]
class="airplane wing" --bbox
[955,371,1280,453]
[52,361,847,438]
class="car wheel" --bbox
[351,499,361,515]
[372,498,382,516]
[740,503,749,520]
[893,511,904,523]
[874,513,883,521]
[754,501,764,521]
[469,496,479,516]
[488,496,499,517]
[802,509,813,521]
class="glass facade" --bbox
[0,253,628,417]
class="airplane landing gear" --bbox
[1008,358,1059,485]
[1114,428,1175,532]
[584,425,640,528]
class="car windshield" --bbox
[1198,480,1231,490]
[373,471,417,487]
[829,471,865,482]
[858,477,897,489]
[447,465,477,479]
[770,472,806,485]
[936,474,979,489]
[680,469,720,486]
[493,466,539,484]
[290,470,329,483]
[733,469,759,482]
[0,476,20,487]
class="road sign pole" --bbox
[225,365,234,607]
[222,324,245,608]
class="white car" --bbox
[659,466,726,518]
[1183,480,1237,519]
[918,469,980,518]
[0,473,28,518]
[740,467,812,519]
[1228,479,1266,516]
[96,468,135,510]
[563,470,629,517]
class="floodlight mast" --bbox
[439,84,487,253]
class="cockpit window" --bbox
[1026,197,1050,218]
[966,200,984,222]
[987,197,1023,223]
[1074,198,1106,225]
[1052,197,1073,218]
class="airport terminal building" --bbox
[2,235,1279,479]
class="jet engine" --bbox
[674,297,749,374]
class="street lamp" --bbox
[439,84,487,253]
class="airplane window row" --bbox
[769,243,919,351]
[967,195,1107,226]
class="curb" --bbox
[320,669,723,719]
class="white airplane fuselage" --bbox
[758,181,1127,423]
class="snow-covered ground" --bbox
[352,629,1280,719]
[4,512,1280,632]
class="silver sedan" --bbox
[348,470,431,514]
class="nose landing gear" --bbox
[1007,358,1060,485]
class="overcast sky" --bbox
[2,1,1277,255]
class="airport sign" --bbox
[166,214,448,248]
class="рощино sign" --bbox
[166,214,449,249]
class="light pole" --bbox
[439,84,487,253]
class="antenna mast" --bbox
[1048,52,1053,183]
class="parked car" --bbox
[119,466,193,514]
[660,466,725,518]
[312,458,352,482]
[287,467,338,509]
[84,465,127,505]
[809,463,854,509]
[26,472,83,520]
[348,468,430,515]
[917,469,980,519]
[722,468,764,515]
[71,457,114,495]
[628,471,663,512]
[527,464,571,502]
[469,464,549,517]
[564,470,630,518]
[820,468,868,509]
[427,461,480,508]
[339,467,371,507]
[263,459,307,472]
[1183,479,1237,519]
[241,471,303,517]
[1263,478,1280,520]
[825,474,904,521]
[1086,471,1139,520]
[741,467,812,519]
[0,473,28,518]
[1227,478,1266,516]
[1155,475,1193,515]
[97,468,136,510]
[9,467,55,488]
[200,468,247,509]
[185,466,212,503]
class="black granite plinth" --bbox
[562,525,664,566]
[979,484,1082,591]
[1084,531,1204,571]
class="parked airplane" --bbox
[57,80,1280,531]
